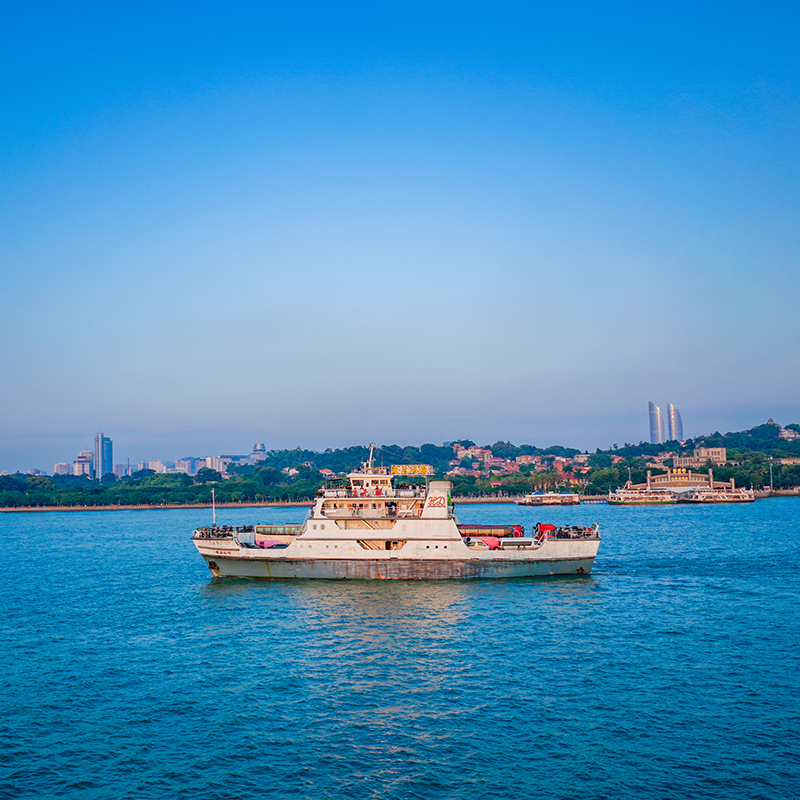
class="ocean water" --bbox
[2,499,799,800]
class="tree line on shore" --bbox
[1,424,799,508]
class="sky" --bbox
[2,1,799,471]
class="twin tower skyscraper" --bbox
[648,402,683,444]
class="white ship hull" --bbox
[205,558,596,580]
[195,547,596,580]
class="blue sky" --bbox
[2,1,799,471]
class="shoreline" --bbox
[2,496,529,513]
[0,489,788,514]
[0,489,790,513]
[0,495,529,513]
[0,501,315,513]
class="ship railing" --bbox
[193,526,236,539]
[544,528,598,540]
[397,507,423,518]
[320,507,424,520]
[486,527,598,549]
[322,488,425,499]
[520,525,599,542]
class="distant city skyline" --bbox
[2,3,799,473]
[5,407,796,476]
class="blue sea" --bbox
[2,500,799,800]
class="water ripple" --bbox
[2,501,799,799]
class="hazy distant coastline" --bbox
[3,490,794,513]
[0,496,524,513]
[2,423,799,510]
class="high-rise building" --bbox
[74,450,94,476]
[648,402,664,445]
[207,455,236,474]
[137,460,167,473]
[94,433,113,479]
[666,403,683,441]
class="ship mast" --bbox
[368,442,376,470]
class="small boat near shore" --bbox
[678,486,755,503]
[192,446,600,580]
[608,486,677,505]
[516,491,580,506]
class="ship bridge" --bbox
[315,448,449,521]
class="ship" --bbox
[607,486,678,505]
[192,445,600,579]
[516,491,581,506]
[678,486,755,504]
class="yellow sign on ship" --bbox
[390,464,433,476]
